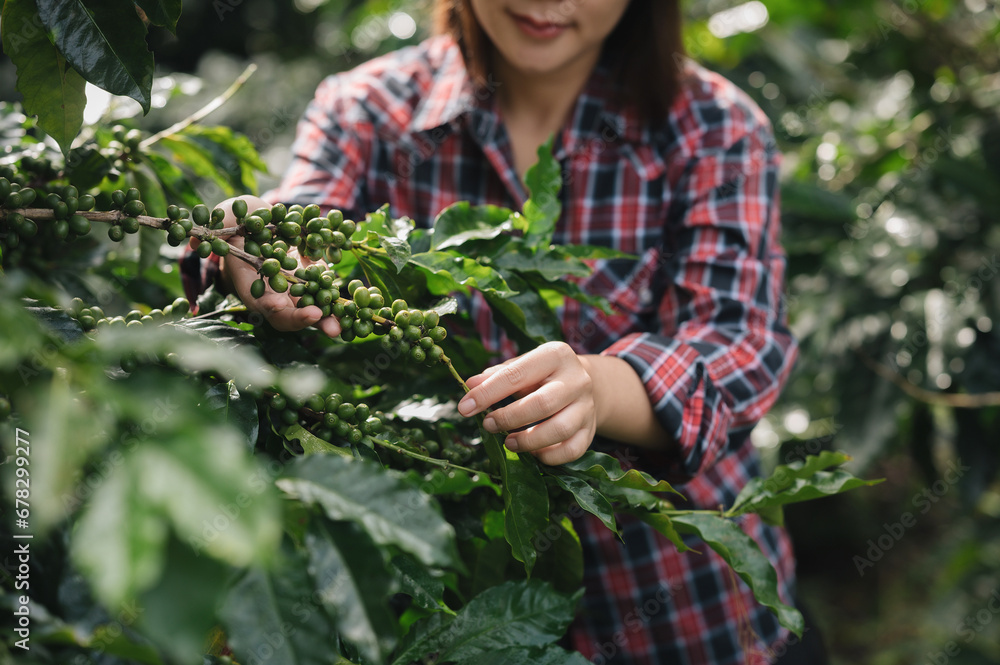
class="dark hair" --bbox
[433,0,686,124]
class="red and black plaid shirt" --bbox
[257,35,799,665]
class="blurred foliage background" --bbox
[2,0,999,662]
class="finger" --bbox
[315,314,342,338]
[530,429,593,466]
[457,352,560,417]
[464,359,512,389]
[504,402,591,453]
[482,381,574,434]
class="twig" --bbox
[139,63,258,149]
[856,349,1000,408]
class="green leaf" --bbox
[205,381,259,448]
[391,553,452,614]
[671,512,804,636]
[159,135,234,195]
[391,611,451,665]
[277,455,459,568]
[306,518,398,663]
[492,246,591,280]
[137,536,230,663]
[559,450,681,495]
[36,0,153,112]
[142,150,201,208]
[2,0,87,154]
[548,475,618,535]
[529,517,584,595]
[631,510,693,553]
[405,466,500,498]
[134,0,182,32]
[72,461,167,607]
[434,580,581,663]
[133,425,282,565]
[455,645,592,665]
[409,251,517,298]
[522,137,562,245]
[480,425,549,576]
[221,541,341,665]
[727,451,883,523]
[25,371,113,532]
[284,423,353,458]
[375,233,413,272]
[481,275,563,350]
[431,202,514,251]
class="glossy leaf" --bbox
[432,202,514,250]
[549,475,618,535]
[204,381,260,449]
[221,542,341,665]
[135,0,182,32]
[522,137,562,245]
[559,450,681,495]
[36,0,153,112]
[277,455,458,568]
[492,246,591,280]
[142,150,201,208]
[284,423,353,458]
[391,553,452,614]
[391,580,578,665]
[727,451,883,523]
[455,645,592,665]
[306,518,398,663]
[409,250,516,298]
[136,537,230,663]
[480,425,549,576]
[159,135,234,194]
[671,512,804,636]
[632,510,693,554]
[434,580,581,663]
[2,0,86,153]
[72,458,166,606]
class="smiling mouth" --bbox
[509,11,571,39]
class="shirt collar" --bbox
[409,38,657,148]
[410,37,479,134]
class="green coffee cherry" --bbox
[269,273,288,293]
[122,216,140,234]
[232,199,249,219]
[260,258,281,277]
[211,238,230,256]
[251,279,266,298]
[123,199,145,217]
[192,204,210,226]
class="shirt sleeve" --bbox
[601,114,798,481]
[265,74,370,218]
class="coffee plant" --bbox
[0,2,881,663]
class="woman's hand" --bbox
[200,195,341,338]
[457,342,598,466]
[457,342,673,466]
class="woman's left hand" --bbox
[457,341,597,466]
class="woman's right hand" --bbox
[202,195,342,338]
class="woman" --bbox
[201,1,817,662]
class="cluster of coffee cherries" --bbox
[0,176,96,260]
[103,187,148,241]
[67,297,192,333]
[230,199,356,266]
[268,390,385,448]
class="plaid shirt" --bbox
[264,35,798,665]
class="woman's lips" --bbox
[510,12,570,39]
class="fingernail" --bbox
[483,416,497,433]
[505,437,519,452]
[458,395,476,416]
